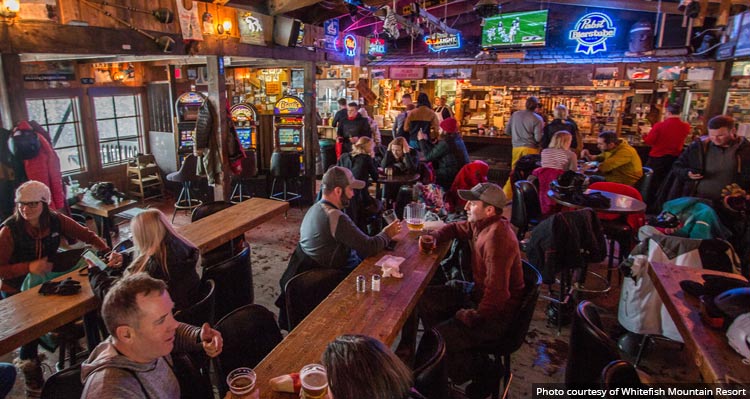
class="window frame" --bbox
[89,88,145,168]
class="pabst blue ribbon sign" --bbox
[569,13,617,55]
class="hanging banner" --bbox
[424,33,462,52]
[389,67,424,80]
[569,12,617,55]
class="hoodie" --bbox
[81,324,201,399]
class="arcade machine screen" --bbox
[278,127,301,147]
[237,128,253,148]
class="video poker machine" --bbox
[230,103,259,174]
[273,95,305,172]
[174,91,208,165]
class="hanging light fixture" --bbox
[0,0,20,20]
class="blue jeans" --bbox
[0,363,16,399]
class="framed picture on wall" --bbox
[594,67,619,80]
[291,69,304,89]
[341,68,352,79]
[627,67,651,80]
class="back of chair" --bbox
[176,154,200,181]
[215,304,283,396]
[40,363,82,399]
[191,201,234,222]
[284,269,348,331]
[174,279,216,326]
[565,301,620,386]
[589,181,645,230]
[202,247,253,321]
[271,151,301,178]
[511,180,541,236]
[600,360,642,393]
[238,153,258,178]
[413,328,448,399]
[497,261,543,355]
[635,167,654,205]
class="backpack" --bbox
[9,125,41,161]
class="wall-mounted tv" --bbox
[481,10,549,49]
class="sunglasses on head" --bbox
[17,201,42,208]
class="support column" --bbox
[302,61,316,203]
[206,55,231,201]
[0,54,26,129]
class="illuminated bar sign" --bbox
[368,38,386,57]
[424,33,461,52]
[344,34,358,57]
[569,12,617,55]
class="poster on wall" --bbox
[593,67,619,80]
[291,69,304,89]
[686,67,714,81]
[657,66,683,80]
[731,61,750,77]
[238,12,266,45]
[735,12,750,57]
[23,61,76,82]
[427,68,444,79]
[371,69,387,79]
[626,67,651,80]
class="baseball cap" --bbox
[322,166,365,191]
[458,182,507,209]
[16,180,52,204]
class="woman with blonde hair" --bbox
[323,335,426,399]
[541,131,577,171]
[89,208,201,312]
[337,137,380,232]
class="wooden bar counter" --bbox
[253,223,451,398]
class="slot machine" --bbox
[174,91,208,165]
[273,95,305,172]
[230,103,259,173]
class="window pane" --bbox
[116,117,139,137]
[26,100,46,123]
[56,147,83,173]
[115,96,137,117]
[44,99,76,124]
[93,97,114,119]
[97,119,117,140]
[50,123,79,148]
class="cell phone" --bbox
[82,250,107,271]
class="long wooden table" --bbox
[253,223,451,398]
[178,198,289,253]
[648,262,750,384]
[0,197,288,356]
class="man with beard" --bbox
[276,167,401,311]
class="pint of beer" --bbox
[300,364,328,399]
[227,367,257,398]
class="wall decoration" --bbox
[569,12,617,54]
[291,69,304,89]
[626,67,651,80]
[344,34,358,57]
[324,19,340,51]
[266,81,281,95]
[371,69,387,79]
[736,12,750,57]
[389,67,424,80]
[424,33,462,52]
[594,67,619,80]
[368,38,386,57]
[23,61,75,82]
[731,61,750,77]
[238,11,265,45]
[427,68,444,79]
[686,67,714,81]
[657,66,683,80]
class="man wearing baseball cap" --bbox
[397,182,524,398]
[275,167,401,329]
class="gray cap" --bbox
[458,182,507,209]
[322,166,365,191]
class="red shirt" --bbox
[643,117,690,157]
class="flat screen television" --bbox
[481,10,548,49]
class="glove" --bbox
[39,277,82,296]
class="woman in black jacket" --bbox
[337,137,381,233]
[418,117,470,190]
[89,208,201,312]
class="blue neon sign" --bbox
[424,33,462,52]
[344,34,357,57]
[569,12,617,55]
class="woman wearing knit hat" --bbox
[417,117,470,190]
[0,180,117,396]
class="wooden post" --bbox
[302,61,316,203]
[206,55,231,201]
[0,54,27,128]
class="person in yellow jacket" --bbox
[581,131,643,186]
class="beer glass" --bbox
[405,202,426,231]
[419,235,435,254]
[300,364,328,399]
[382,209,398,224]
[227,367,257,398]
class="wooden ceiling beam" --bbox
[523,0,682,14]
[268,0,321,15]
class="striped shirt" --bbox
[541,148,577,171]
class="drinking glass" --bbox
[227,367,257,398]
[405,202,426,231]
[419,235,435,254]
[300,364,328,399]
[382,209,398,224]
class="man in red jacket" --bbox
[642,104,690,203]
[398,182,524,399]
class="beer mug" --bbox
[419,235,435,254]
[227,367,257,398]
[300,364,328,399]
[382,209,398,225]
[404,202,426,231]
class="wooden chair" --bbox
[126,154,164,202]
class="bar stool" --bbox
[269,151,302,204]
[167,154,203,223]
[230,152,257,203]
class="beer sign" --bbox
[274,96,305,115]
[569,12,617,55]
[239,12,265,45]
[344,34,357,57]
[424,33,461,52]
[368,38,386,57]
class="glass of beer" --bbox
[300,364,328,399]
[227,367,257,398]
[419,235,435,254]
[405,202,426,231]
[382,209,398,225]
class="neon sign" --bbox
[424,33,461,52]
[368,38,386,57]
[569,12,617,55]
[344,34,357,57]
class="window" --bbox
[26,97,85,173]
[93,94,143,167]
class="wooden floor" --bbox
[1,191,700,398]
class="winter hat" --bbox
[440,117,458,133]
[16,180,52,204]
